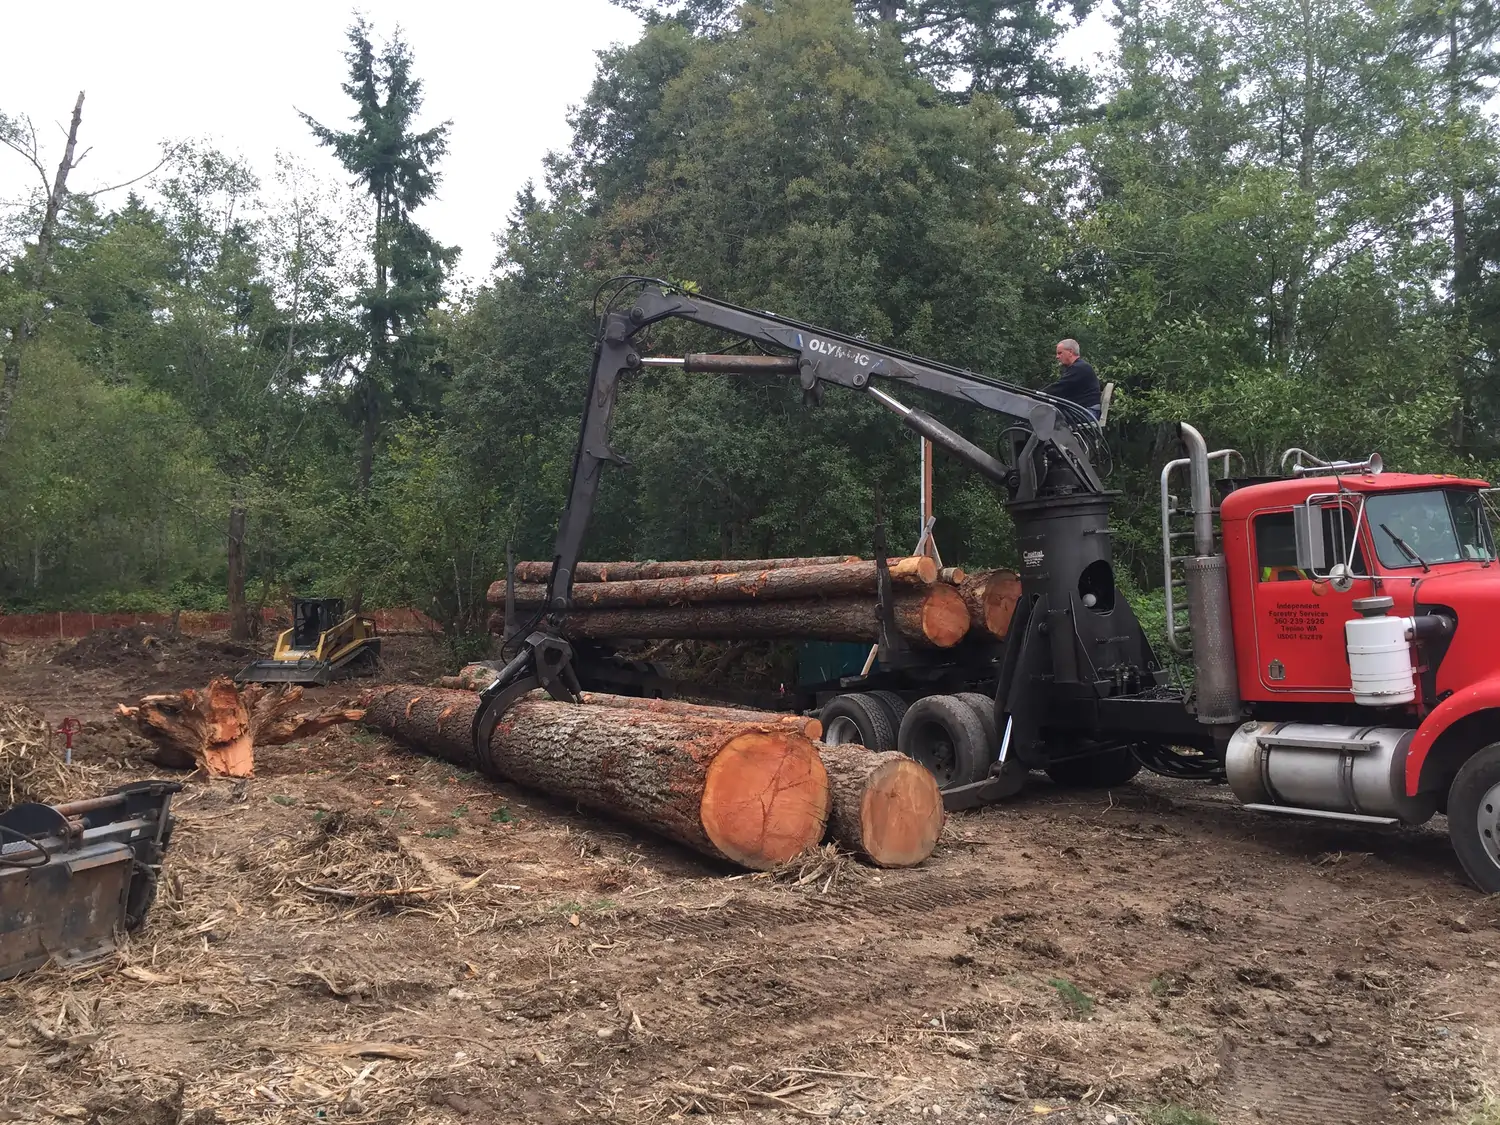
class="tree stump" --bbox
[117,678,365,777]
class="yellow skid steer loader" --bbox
[235,598,381,685]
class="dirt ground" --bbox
[1,633,1497,1125]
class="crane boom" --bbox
[546,280,1105,612]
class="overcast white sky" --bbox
[0,1,1113,283]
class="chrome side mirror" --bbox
[1293,501,1326,572]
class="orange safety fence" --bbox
[0,607,442,640]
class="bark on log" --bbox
[363,686,829,871]
[486,585,970,647]
[578,692,822,739]
[488,557,937,609]
[818,743,944,868]
[510,557,860,584]
[958,570,1022,640]
[428,669,823,737]
[435,664,505,692]
[117,679,366,776]
[938,567,968,585]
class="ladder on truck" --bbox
[1159,448,1242,655]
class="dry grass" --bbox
[0,698,107,806]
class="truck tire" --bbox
[954,692,1027,798]
[1045,745,1141,789]
[953,692,999,752]
[1446,742,1500,893]
[898,695,990,790]
[865,690,910,729]
[819,694,898,751]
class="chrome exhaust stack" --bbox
[1178,423,1242,725]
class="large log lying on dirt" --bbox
[434,664,823,737]
[578,692,823,739]
[486,584,971,647]
[958,570,1022,640]
[363,686,830,871]
[118,678,365,777]
[511,557,860,583]
[818,743,944,867]
[488,557,938,610]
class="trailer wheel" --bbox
[819,694,897,751]
[953,692,1027,798]
[1446,742,1500,893]
[1044,745,1141,789]
[953,692,999,752]
[865,690,910,729]
[898,696,989,790]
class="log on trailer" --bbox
[487,557,938,610]
[958,570,1022,640]
[818,743,944,867]
[510,557,860,583]
[362,686,830,871]
[485,584,970,647]
[117,678,365,777]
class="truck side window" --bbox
[1255,512,1302,581]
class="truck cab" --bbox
[1209,466,1500,890]
[1219,472,1496,708]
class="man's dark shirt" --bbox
[1047,358,1100,410]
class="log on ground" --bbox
[488,557,937,610]
[486,585,970,648]
[577,692,822,740]
[362,686,830,871]
[117,678,366,777]
[510,557,861,583]
[817,743,944,867]
[958,570,1022,640]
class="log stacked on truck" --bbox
[486,557,971,648]
[957,570,1023,640]
[363,686,830,871]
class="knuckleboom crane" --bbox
[474,279,1500,893]
[472,279,1212,806]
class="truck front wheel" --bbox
[1446,743,1500,893]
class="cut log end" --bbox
[857,756,945,867]
[919,584,971,648]
[700,732,830,869]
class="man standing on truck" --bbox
[1048,339,1101,419]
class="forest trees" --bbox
[303,18,457,495]
[0,0,1496,617]
[0,92,86,448]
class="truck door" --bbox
[1249,503,1372,694]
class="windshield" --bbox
[1365,489,1496,568]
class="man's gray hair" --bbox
[1057,338,1080,356]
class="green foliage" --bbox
[0,340,225,605]
[611,0,1099,126]
[451,0,1072,569]
[302,17,458,492]
[2,0,1499,637]
[1048,977,1095,1016]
